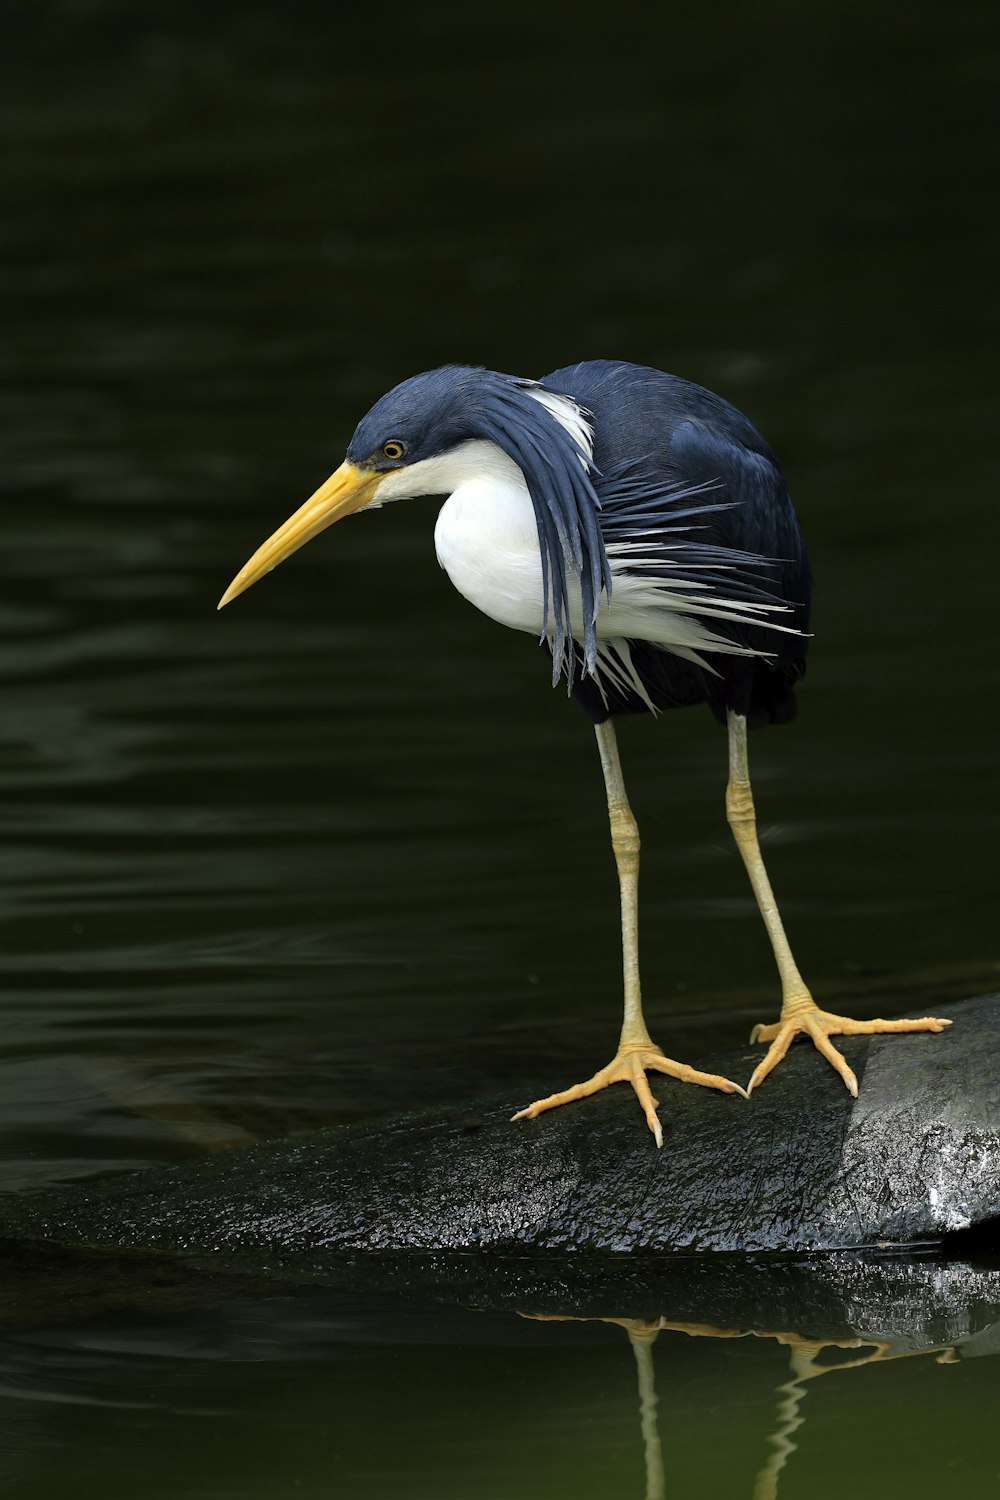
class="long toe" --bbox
[626,1059,664,1148]
[823,1013,952,1037]
[510,1062,614,1122]
[803,1013,858,1096]
[746,1022,798,1094]
[646,1055,748,1098]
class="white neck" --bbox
[373,438,526,506]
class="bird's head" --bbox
[344,366,485,475]
[217,367,474,610]
[218,364,609,677]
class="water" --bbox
[1,0,998,1493]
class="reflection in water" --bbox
[752,1331,960,1500]
[628,1325,665,1500]
[527,1312,965,1500]
[753,1336,824,1500]
[0,1247,997,1498]
[752,1334,907,1500]
[526,1315,673,1499]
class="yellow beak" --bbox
[217,461,384,609]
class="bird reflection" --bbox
[524,1313,959,1500]
[626,1323,665,1500]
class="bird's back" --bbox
[541,360,811,728]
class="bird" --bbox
[219,360,950,1146]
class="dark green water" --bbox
[2,1,998,1494]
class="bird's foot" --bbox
[511,1041,746,1149]
[747,1000,952,1097]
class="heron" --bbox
[219,360,949,1146]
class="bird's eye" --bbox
[381,439,406,461]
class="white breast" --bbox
[432,444,548,636]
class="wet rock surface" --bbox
[2,994,997,1258]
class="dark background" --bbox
[1,2,998,1494]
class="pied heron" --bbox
[219,361,949,1146]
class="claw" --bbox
[748,1003,952,1094]
[513,1041,743,1145]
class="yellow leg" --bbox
[725,709,951,1095]
[513,720,745,1147]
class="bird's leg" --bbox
[512,720,745,1147]
[726,709,950,1095]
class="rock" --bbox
[1,993,997,1259]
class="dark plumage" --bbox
[537,359,811,728]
